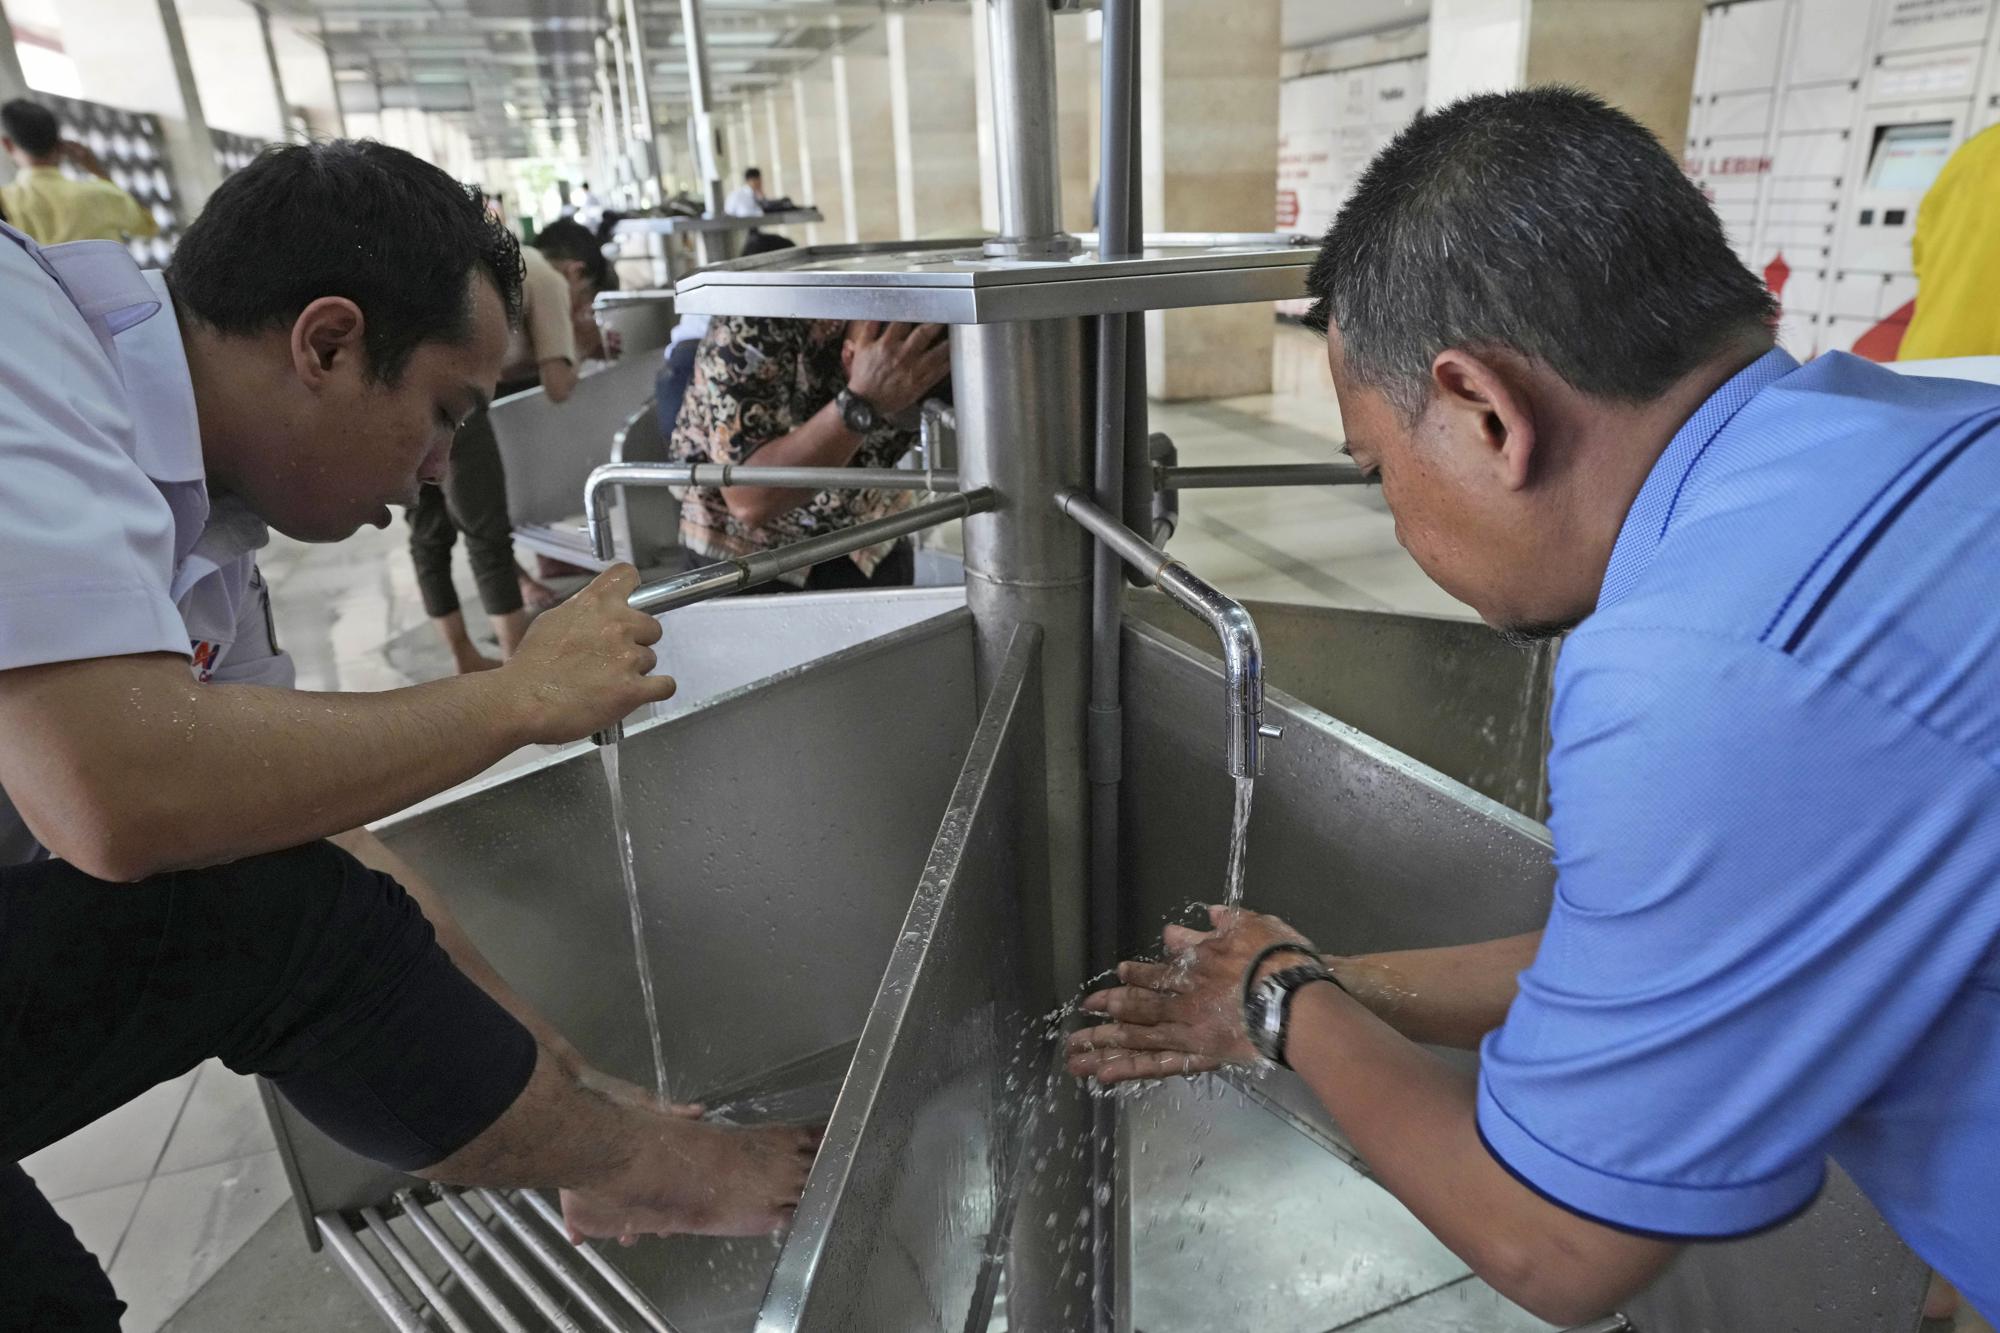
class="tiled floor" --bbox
[23,325,1990,1331]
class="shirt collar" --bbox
[1597,347,1800,609]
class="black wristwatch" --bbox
[1242,942,1340,1068]
[836,387,879,435]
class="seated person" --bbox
[669,314,949,591]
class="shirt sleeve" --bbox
[520,250,577,367]
[0,239,187,672]
[1477,624,2000,1237]
[207,564,295,690]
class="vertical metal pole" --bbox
[1088,4,1139,1327]
[953,317,1095,1333]
[981,0,1073,256]
[610,25,634,155]
[678,0,725,262]
[621,0,661,193]
[255,5,291,138]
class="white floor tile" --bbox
[156,1061,278,1176]
[21,1070,199,1201]
[47,1180,146,1269]
[108,1150,292,1333]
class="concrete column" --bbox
[1139,0,1281,400]
[887,8,980,237]
[764,88,797,200]
[832,27,896,243]
[0,0,30,104]
[1428,0,1704,148]
[182,0,285,140]
[58,0,222,209]
[794,65,848,246]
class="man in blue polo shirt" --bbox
[1068,89,2000,1323]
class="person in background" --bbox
[0,99,159,247]
[669,312,947,592]
[724,166,766,219]
[407,215,607,671]
[655,232,796,441]
[1899,122,2000,361]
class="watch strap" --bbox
[1267,963,1338,1069]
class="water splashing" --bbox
[600,742,669,1102]
[1221,774,1255,911]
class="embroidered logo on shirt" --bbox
[190,639,222,683]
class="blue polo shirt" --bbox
[1475,348,2000,1312]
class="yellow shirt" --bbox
[0,165,159,247]
[1901,124,2000,360]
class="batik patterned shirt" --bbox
[669,316,918,582]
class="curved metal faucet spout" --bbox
[1053,488,1271,777]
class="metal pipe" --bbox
[918,400,956,472]
[392,1189,531,1333]
[953,319,1093,1333]
[435,1188,585,1333]
[586,462,958,559]
[1055,489,1274,778]
[610,24,634,152]
[315,1214,428,1333]
[357,1206,477,1333]
[982,0,1071,256]
[472,1190,638,1333]
[515,1190,678,1333]
[627,489,994,615]
[1092,2,1141,1321]
[678,0,725,245]
[1158,462,1369,490]
[622,0,660,188]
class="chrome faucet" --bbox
[1054,488,1278,777]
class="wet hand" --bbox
[1066,906,1318,1086]
[843,321,951,419]
[500,564,676,743]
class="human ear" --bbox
[290,297,368,387]
[1430,349,1536,491]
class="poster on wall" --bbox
[1275,57,1426,316]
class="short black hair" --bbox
[533,216,612,292]
[741,231,795,257]
[168,140,524,384]
[1,99,59,158]
[743,167,762,181]
[1304,87,1776,419]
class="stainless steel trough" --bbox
[267,593,1928,1332]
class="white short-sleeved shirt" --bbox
[0,223,293,866]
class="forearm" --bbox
[1286,983,1671,1323]
[332,828,584,1068]
[1327,930,1542,1049]
[2,655,530,880]
[722,402,862,527]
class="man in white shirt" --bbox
[723,166,766,218]
[0,140,815,1328]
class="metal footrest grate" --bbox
[318,1186,679,1333]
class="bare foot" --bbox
[560,1116,821,1241]
[453,650,503,674]
[518,572,561,613]
[1924,1273,1960,1321]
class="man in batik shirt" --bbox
[669,318,950,590]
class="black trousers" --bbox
[0,843,537,1329]
[409,407,526,620]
